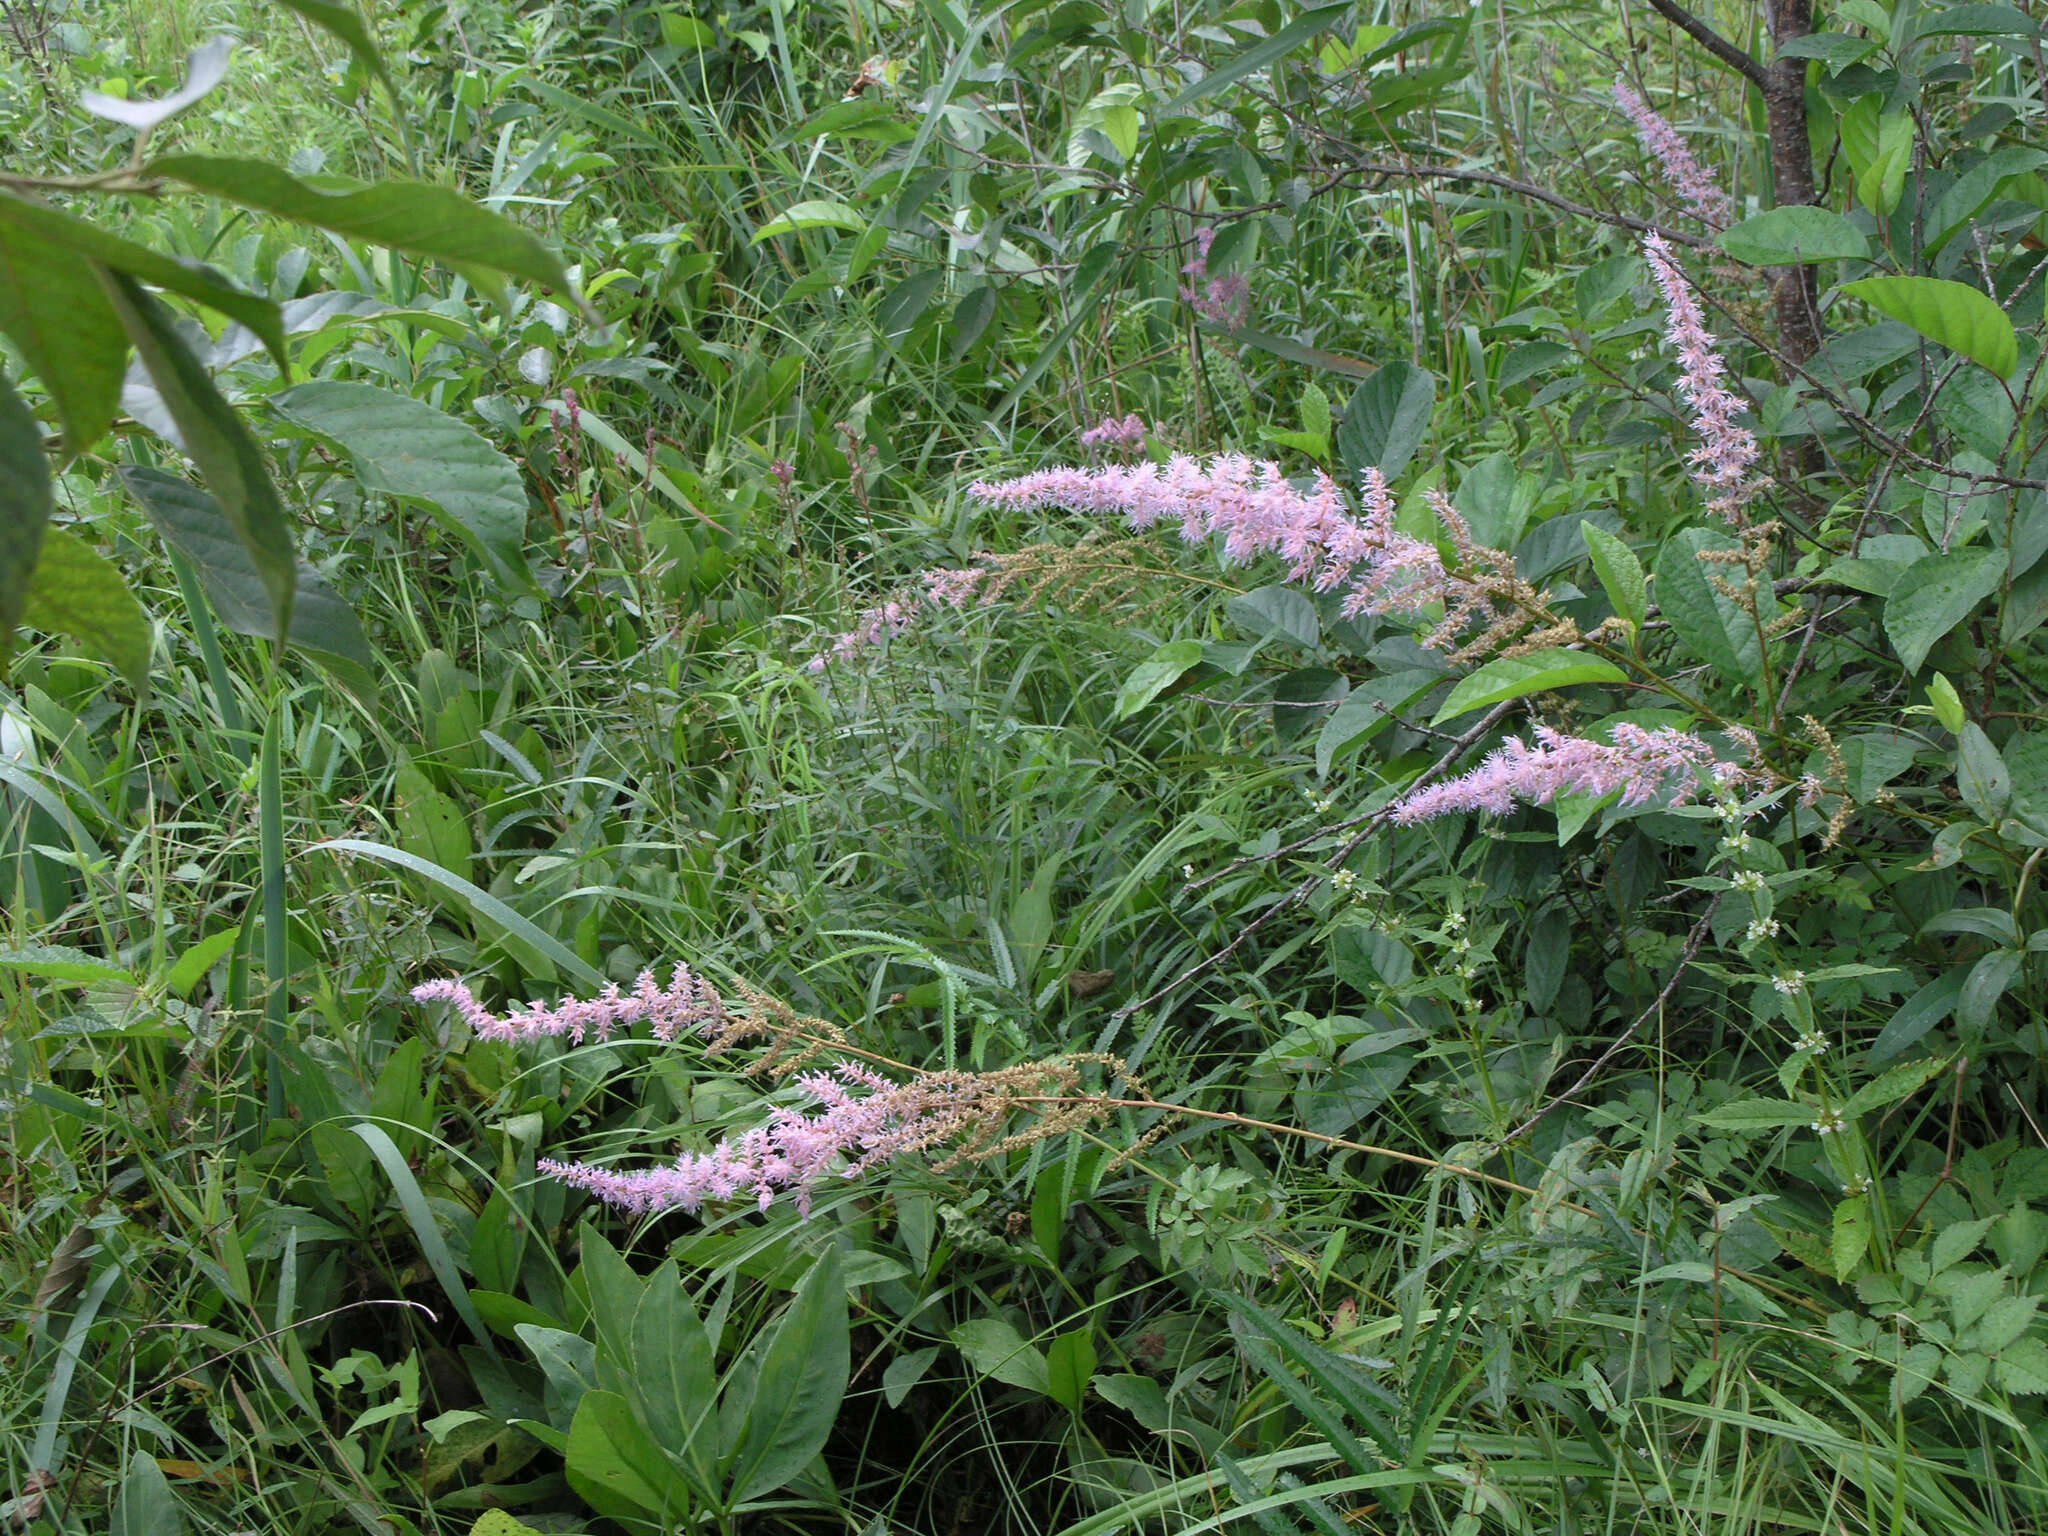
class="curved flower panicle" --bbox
[1643,233,1761,524]
[1390,723,1749,824]
[1613,79,1734,230]
[412,963,727,1045]
[1079,413,1149,454]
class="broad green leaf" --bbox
[0,370,51,660]
[1956,722,2011,822]
[1870,970,1963,1063]
[1844,1055,1951,1117]
[1959,948,2022,1033]
[1045,1330,1099,1413]
[1718,206,1869,266]
[163,928,241,998]
[394,759,473,886]
[1161,2,1352,112]
[1883,547,2006,673]
[951,1318,1051,1394]
[1841,276,2018,379]
[723,1251,849,1505]
[267,0,401,115]
[119,467,377,697]
[1432,649,1626,724]
[1114,639,1204,719]
[269,380,530,582]
[109,1449,184,1536]
[1316,667,1442,775]
[0,209,128,453]
[1339,362,1435,484]
[1656,528,1766,688]
[1927,146,2048,257]
[624,1259,717,1484]
[82,35,231,132]
[146,156,587,314]
[20,527,153,690]
[770,97,916,146]
[752,199,868,242]
[100,272,296,641]
[0,944,136,984]
[0,193,286,373]
[1922,5,2042,36]
[565,1390,694,1522]
[1581,524,1647,629]
[1228,584,1321,648]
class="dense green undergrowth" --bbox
[4,0,2048,1531]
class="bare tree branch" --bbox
[1644,0,1771,88]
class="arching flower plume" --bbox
[1390,722,1749,823]
[1613,79,1734,230]
[1644,233,1761,524]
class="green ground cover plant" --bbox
[4,0,2048,1531]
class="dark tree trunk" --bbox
[1764,0,1823,364]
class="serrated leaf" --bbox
[0,208,128,454]
[1432,648,1625,724]
[1997,1336,2048,1395]
[1719,206,1870,266]
[20,527,153,690]
[1841,276,2019,379]
[1693,1096,1815,1131]
[1884,548,2006,674]
[0,944,136,984]
[147,156,587,315]
[1656,527,1765,688]
[1832,1195,1871,1282]
[269,380,529,582]
[120,467,376,697]
[0,370,51,661]
[752,199,868,242]
[1228,584,1321,648]
[1843,1055,1949,1117]
[1582,523,1647,629]
[100,271,296,642]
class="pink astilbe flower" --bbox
[1390,722,1746,823]
[1644,233,1761,524]
[804,568,988,670]
[412,963,725,1045]
[968,457,1530,655]
[1080,412,1149,454]
[1613,80,1735,230]
[539,1062,1000,1218]
[1179,228,1251,330]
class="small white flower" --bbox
[1795,1030,1828,1054]
[1309,794,1334,814]
[1731,870,1767,893]
[1811,1107,1847,1136]
[1331,868,1357,892]
[1842,1175,1871,1197]
[1444,910,1466,932]
[1743,917,1780,943]
[1772,971,1806,997]
[1182,863,1195,879]
[1720,832,1754,855]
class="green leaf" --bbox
[1870,970,1963,1063]
[1315,668,1442,775]
[1656,528,1765,688]
[1228,584,1321,648]
[1831,1195,1871,1282]
[1582,524,1647,629]
[119,467,377,697]
[1957,722,2011,822]
[1883,547,2006,673]
[1719,206,1870,266]
[394,759,473,886]
[752,199,868,242]
[1843,1055,1950,1117]
[1841,276,2018,379]
[100,272,296,642]
[352,1121,495,1348]
[146,156,587,314]
[269,380,529,582]
[163,928,241,998]
[20,527,153,691]
[0,369,52,661]
[267,0,401,114]
[565,1390,695,1522]
[1693,1096,1815,1131]
[1959,948,2022,1033]
[0,944,136,985]
[110,1450,184,1536]
[1339,362,1435,484]
[723,1250,849,1505]
[1114,639,1204,719]
[1922,5,2042,37]
[1161,2,1352,113]
[1432,648,1626,724]
[950,1318,1051,1394]
[0,210,128,454]
[0,192,285,373]
[1045,1330,1099,1413]
[624,1260,717,1485]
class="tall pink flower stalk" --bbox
[806,565,989,670]
[1644,233,1761,524]
[1391,722,1746,823]
[967,456,1512,646]
[1613,80,1734,230]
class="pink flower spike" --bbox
[1643,234,1760,524]
[1613,80,1734,231]
[1390,723,1745,824]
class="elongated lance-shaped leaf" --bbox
[147,156,592,319]
[119,467,377,699]
[0,192,286,370]
[1222,1294,1405,1471]
[98,269,296,645]
[0,369,52,662]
